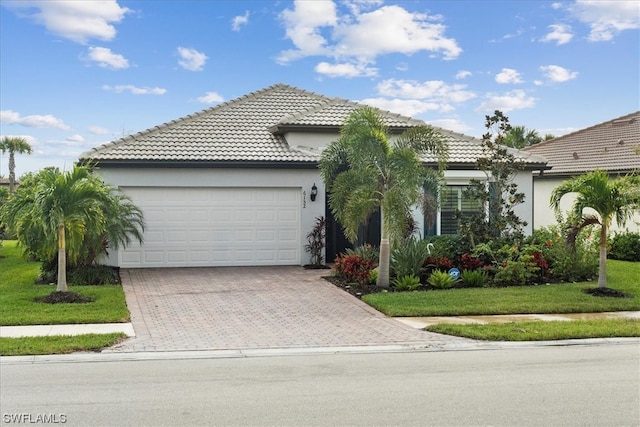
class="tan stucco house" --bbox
[524,111,640,233]
[80,84,547,268]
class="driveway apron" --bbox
[107,267,469,352]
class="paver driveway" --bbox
[108,267,469,352]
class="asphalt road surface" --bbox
[1,343,639,426]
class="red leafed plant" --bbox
[333,254,377,286]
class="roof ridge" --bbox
[526,110,640,150]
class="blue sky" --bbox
[1,0,638,177]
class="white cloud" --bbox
[65,134,85,143]
[0,110,70,130]
[232,11,249,31]
[426,118,473,134]
[495,68,523,84]
[278,1,338,63]
[332,5,462,61]
[3,0,130,44]
[540,65,578,82]
[315,61,378,78]
[358,97,442,117]
[84,46,129,69]
[197,92,224,104]
[88,126,110,135]
[277,1,461,75]
[377,79,476,105]
[476,90,537,113]
[540,24,573,45]
[102,85,166,95]
[177,47,207,71]
[455,70,472,80]
[570,0,640,41]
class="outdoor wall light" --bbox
[310,183,318,201]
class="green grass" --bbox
[426,319,640,341]
[0,333,126,356]
[363,260,640,317]
[0,241,130,326]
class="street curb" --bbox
[2,338,638,365]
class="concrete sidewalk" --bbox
[2,311,638,338]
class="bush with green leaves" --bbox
[460,269,489,287]
[427,270,457,289]
[529,221,598,282]
[391,237,432,278]
[392,274,421,291]
[608,231,640,262]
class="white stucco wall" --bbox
[96,167,325,266]
[532,176,640,233]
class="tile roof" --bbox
[524,111,640,176]
[80,83,547,168]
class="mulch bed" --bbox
[583,287,633,298]
[36,291,95,304]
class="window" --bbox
[424,185,483,236]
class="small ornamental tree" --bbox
[460,111,528,248]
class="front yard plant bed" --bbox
[359,260,639,317]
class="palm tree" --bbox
[503,125,542,149]
[1,165,145,292]
[0,136,32,194]
[320,107,448,288]
[550,170,640,288]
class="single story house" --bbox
[80,84,548,268]
[524,111,640,233]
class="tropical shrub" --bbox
[460,269,489,287]
[529,222,598,282]
[492,258,539,286]
[333,253,377,286]
[345,244,379,263]
[608,231,640,262]
[391,237,432,278]
[392,274,421,291]
[305,216,326,265]
[424,256,454,271]
[460,253,483,270]
[427,270,457,289]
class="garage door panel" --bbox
[120,187,301,267]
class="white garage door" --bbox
[119,187,301,267]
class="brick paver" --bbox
[107,267,470,352]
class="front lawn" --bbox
[0,241,130,326]
[363,260,640,317]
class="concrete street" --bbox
[2,343,638,426]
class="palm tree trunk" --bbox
[57,224,68,292]
[8,152,15,194]
[377,207,390,288]
[598,224,607,288]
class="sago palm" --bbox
[0,136,32,194]
[320,106,448,288]
[550,170,640,288]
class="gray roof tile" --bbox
[80,83,547,167]
[524,111,640,176]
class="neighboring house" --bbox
[80,84,547,268]
[0,178,17,191]
[524,111,640,233]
